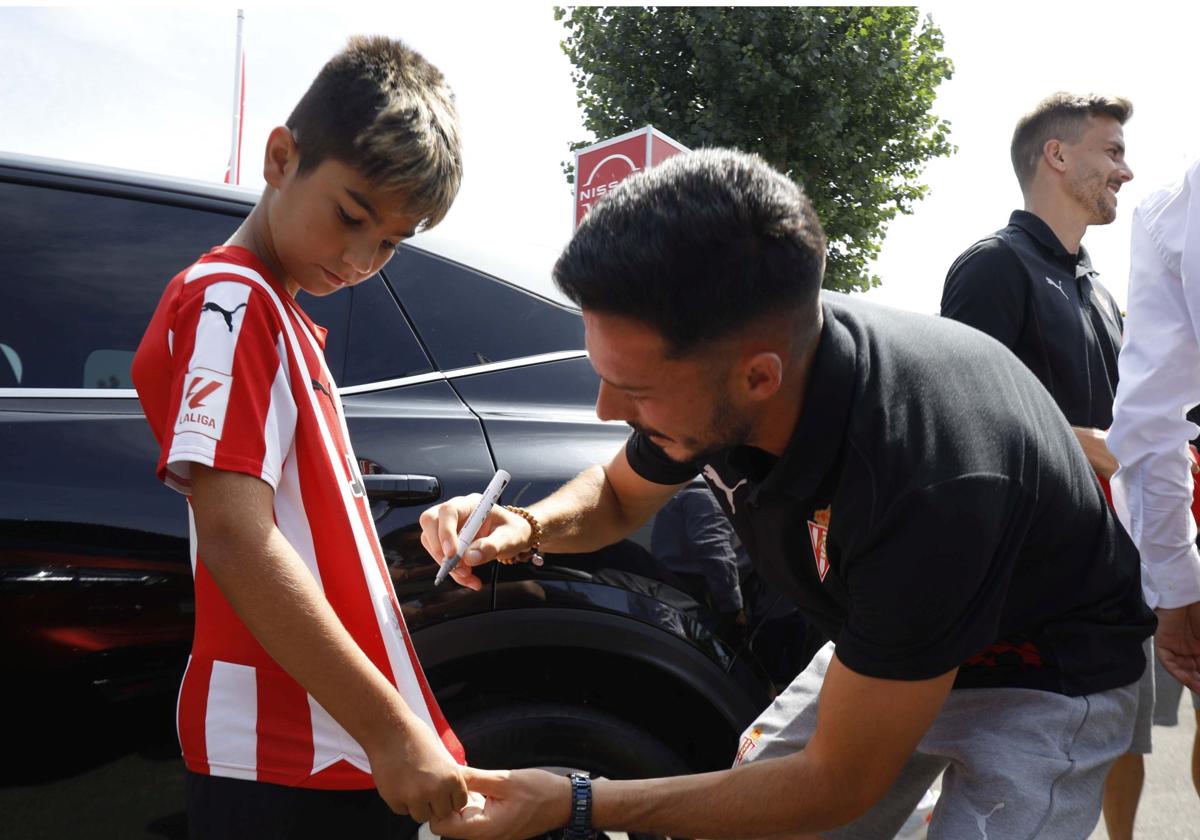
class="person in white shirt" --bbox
[1108,159,1200,798]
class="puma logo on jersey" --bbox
[1044,276,1068,300]
[703,464,748,514]
[202,301,248,332]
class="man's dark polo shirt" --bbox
[627,297,1153,696]
[941,210,1123,429]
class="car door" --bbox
[0,175,244,699]
[293,275,497,620]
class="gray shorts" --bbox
[735,642,1139,840]
[1153,653,1200,727]
[1128,637,1155,753]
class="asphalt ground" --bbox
[3,690,1198,839]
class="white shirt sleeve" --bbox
[1109,160,1200,609]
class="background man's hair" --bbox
[287,35,462,230]
[1010,92,1132,190]
[553,148,826,358]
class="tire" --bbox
[455,701,692,780]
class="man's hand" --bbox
[418,496,534,591]
[1072,426,1119,480]
[1156,603,1200,692]
[429,767,570,840]
[369,722,469,823]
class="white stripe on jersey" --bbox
[187,504,198,576]
[186,262,449,757]
[275,453,324,589]
[166,281,254,487]
[261,334,297,489]
[205,660,259,781]
[309,694,372,775]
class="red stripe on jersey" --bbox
[177,657,213,775]
[255,668,315,786]
[190,558,273,666]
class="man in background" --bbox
[940,92,1143,840]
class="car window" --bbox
[385,246,584,371]
[294,289,350,384]
[296,275,433,388]
[0,181,239,390]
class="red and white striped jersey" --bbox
[133,245,463,789]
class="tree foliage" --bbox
[555,6,955,292]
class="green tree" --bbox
[555,6,955,292]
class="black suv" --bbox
[0,153,813,830]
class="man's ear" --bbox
[1042,138,1067,174]
[263,126,299,188]
[742,351,784,402]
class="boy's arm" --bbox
[189,464,468,821]
[431,653,956,839]
[420,447,686,590]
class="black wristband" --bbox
[562,772,592,840]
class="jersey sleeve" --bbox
[158,279,298,495]
[624,431,700,485]
[941,238,1027,349]
[834,473,1025,681]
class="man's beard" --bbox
[634,396,754,465]
[1068,166,1116,226]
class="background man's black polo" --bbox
[627,297,1153,696]
[940,210,1123,429]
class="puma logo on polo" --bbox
[703,464,748,514]
[973,802,1005,838]
[202,301,248,332]
[1044,276,1068,300]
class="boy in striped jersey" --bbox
[132,36,465,838]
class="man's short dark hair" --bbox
[554,148,827,358]
[287,35,462,230]
[1010,93,1132,191]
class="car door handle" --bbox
[362,474,442,506]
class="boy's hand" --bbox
[418,495,534,591]
[369,722,469,822]
[430,767,571,840]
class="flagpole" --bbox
[226,9,245,185]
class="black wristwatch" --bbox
[562,772,593,840]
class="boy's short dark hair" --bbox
[1011,92,1132,191]
[553,148,826,358]
[287,35,462,230]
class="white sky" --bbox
[2,3,1197,314]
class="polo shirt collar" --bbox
[1007,210,1098,279]
[734,301,855,503]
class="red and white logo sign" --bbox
[808,506,832,582]
[734,726,764,766]
[574,126,688,228]
[175,368,233,441]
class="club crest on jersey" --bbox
[175,368,232,441]
[734,726,764,766]
[808,506,832,582]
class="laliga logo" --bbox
[175,367,232,440]
[577,153,640,214]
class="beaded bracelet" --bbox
[500,505,545,566]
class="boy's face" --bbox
[266,136,423,298]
